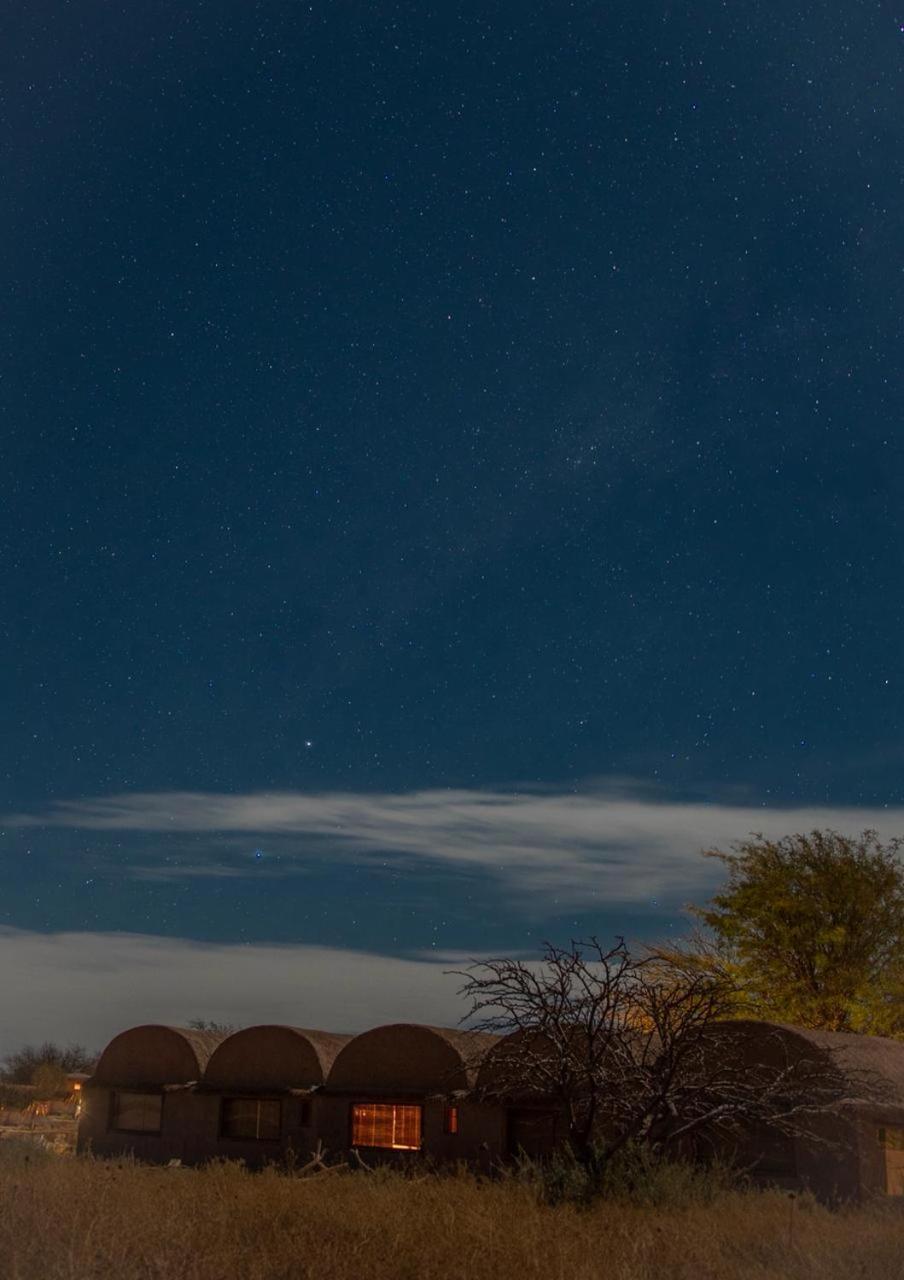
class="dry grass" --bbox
[0,1144,903,1280]
[0,1096,78,1156]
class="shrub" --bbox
[505,1141,739,1209]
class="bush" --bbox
[506,1141,739,1209]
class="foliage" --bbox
[689,829,904,1036]
[506,1140,738,1209]
[1,1042,95,1085]
[456,938,864,1179]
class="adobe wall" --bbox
[79,1086,323,1168]
[836,1108,904,1202]
[77,1088,209,1164]
[193,1093,317,1169]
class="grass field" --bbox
[1,1142,903,1280]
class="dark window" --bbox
[507,1108,558,1158]
[221,1098,281,1141]
[299,1100,312,1126]
[351,1103,422,1150]
[111,1091,163,1134]
[443,1105,459,1135]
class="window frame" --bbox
[109,1090,164,1135]
[349,1101,423,1151]
[219,1096,283,1142]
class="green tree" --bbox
[691,829,904,1037]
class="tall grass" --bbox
[0,1142,902,1279]
[505,1140,740,1208]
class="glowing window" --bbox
[444,1105,459,1135]
[111,1091,163,1133]
[351,1103,422,1150]
[221,1098,281,1141]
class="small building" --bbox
[474,1028,567,1160]
[77,1016,904,1201]
[200,1025,350,1167]
[704,1020,904,1202]
[315,1023,502,1166]
[77,1025,226,1162]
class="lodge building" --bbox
[77,1018,904,1202]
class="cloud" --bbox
[8,785,904,905]
[0,927,473,1054]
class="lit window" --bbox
[111,1092,163,1133]
[444,1105,459,1135]
[351,1103,422,1150]
[221,1098,282,1141]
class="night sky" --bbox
[3,2,904,1046]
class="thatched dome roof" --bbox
[92,1025,226,1087]
[776,1023,904,1109]
[204,1025,350,1091]
[475,1027,559,1096]
[327,1023,495,1094]
[708,1020,904,1112]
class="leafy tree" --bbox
[689,829,904,1037]
[1,1041,96,1085]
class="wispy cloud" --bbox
[0,927,473,1053]
[8,786,904,905]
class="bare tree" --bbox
[455,938,884,1175]
[187,1019,236,1036]
[1,1042,96,1085]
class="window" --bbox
[351,1103,422,1150]
[221,1098,281,1141]
[111,1091,163,1134]
[443,1105,459,1135]
[299,1100,312,1127]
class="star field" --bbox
[2,2,904,984]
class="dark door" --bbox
[507,1108,558,1158]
